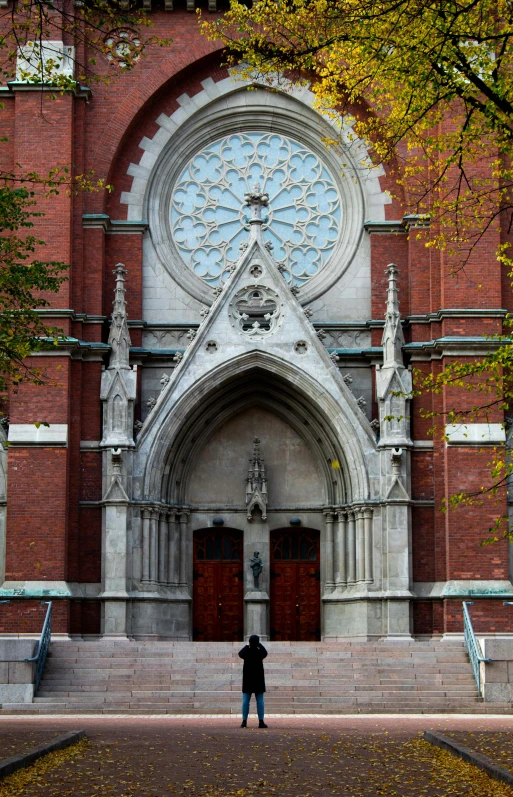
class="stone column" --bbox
[178,510,190,588]
[323,511,335,592]
[334,509,347,587]
[149,509,158,585]
[158,510,169,584]
[346,509,356,585]
[141,508,151,586]
[364,508,374,583]
[356,507,365,583]
[167,510,179,586]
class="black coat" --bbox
[239,644,267,694]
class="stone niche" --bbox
[186,406,326,509]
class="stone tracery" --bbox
[170,132,341,287]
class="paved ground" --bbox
[0,731,56,759]
[2,716,513,797]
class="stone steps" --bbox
[0,638,498,714]
[35,684,475,703]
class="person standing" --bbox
[238,634,268,728]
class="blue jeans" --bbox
[242,692,264,721]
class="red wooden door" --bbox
[270,529,320,641]
[193,529,244,641]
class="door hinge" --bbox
[193,569,203,581]
[309,569,321,581]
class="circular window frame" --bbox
[144,88,366,306]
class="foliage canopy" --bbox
[204,0,513,268]
[204,0,513,536]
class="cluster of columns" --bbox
[140,507,189,589]
[324,506,374,589]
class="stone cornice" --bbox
[413,580,513,598]
[364,214,430,234]
[82,214,149,234]
[35,308,106,324]
[0,82,92,98]
[405,336,507,359]
[406,308,508,324]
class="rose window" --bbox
[104,29,142,68]
[170,133,341,288]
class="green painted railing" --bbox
[24,601,52,696]
[463,601,491,695]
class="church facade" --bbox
[0,7,512,641]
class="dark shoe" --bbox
[258,720,268,728]
[240,720,247,728]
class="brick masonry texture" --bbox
[0,9,511,637]
[0,601,69,634]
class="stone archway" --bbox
[129,351,383,639]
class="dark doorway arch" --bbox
[193,528,244,641]
[270,528,321,641]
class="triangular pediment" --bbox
[386,476,409,501]
[100,366,136,402]
[376,365,411,400]
[103,474,129,503]
[139,232,376,446]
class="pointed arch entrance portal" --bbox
[193,528,244,641]
[270,528,321,641]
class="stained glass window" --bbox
[170,133,342,288]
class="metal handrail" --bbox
[24,601,52,696]
[463,601,491,695]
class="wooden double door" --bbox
[270,528,321,641]
[193,529,244,641]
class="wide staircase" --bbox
[2,638,509,714]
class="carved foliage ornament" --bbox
[229,286,283,338]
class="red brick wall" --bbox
[13,92,73,308]
[445,600,513,634]
[5,447,69,581]
[70,600,101,635]
[412,506,436,582]
[0,600,69,634]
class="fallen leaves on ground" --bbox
[446,732,513,775]
[0,738,90,797]
[0,729,512,797]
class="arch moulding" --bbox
[134,350,377,506]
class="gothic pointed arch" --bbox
[135,349,375,506]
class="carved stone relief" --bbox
[229,286,283,339]
[142,329,192,349]
[314,329,372,350]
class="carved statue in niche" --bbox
[245,438,268,520]
[250,551,263,589]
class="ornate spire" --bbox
[381,264,405,369]
[244,182,269,243]
[108,264,131,370]
[245,437,268,521]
